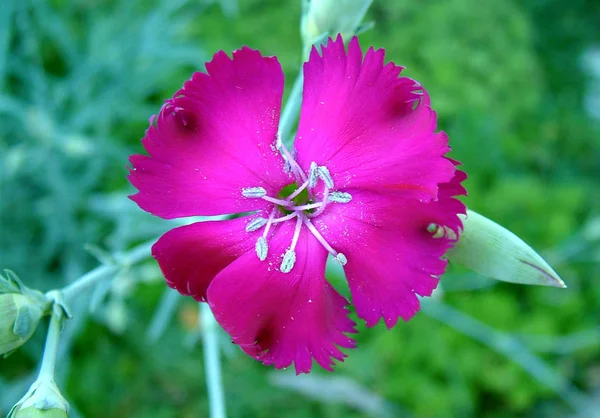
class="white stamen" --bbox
[290,215,303,250]
[272,212,298,224]
[280,249,296,273]
[246,217,268,232]
[262,209,277,237]
[262,195,292,206]
[303,216,338,256]
[255,236,268,261]
[283,146,297,173]
[283,158,293,173]
[334,253,348,266]
[290,202,323,211]
[309,187,330,218]
[329,191,352,203]
[317,166,334,188]
[242,187,267,198]
[279,142,307,183]
[240,150,353,266]
[286,179,309,201]
[427,223,445,239]
[308,162,319,188]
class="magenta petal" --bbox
[129,47,292,219]
[207,221,356,374]
[152,217,255,302]
[317,177,466,328]
[294,36,454,201]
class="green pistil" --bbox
[278,182,313,214]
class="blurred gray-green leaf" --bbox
[0,270,24,295]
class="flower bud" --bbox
[11,406,68,418]
[301,0,373,44]
[8,379,69,418]
[446,210,566,287]
[1,293,44,357]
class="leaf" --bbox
[0,270,24,294]
[446,210,566,288]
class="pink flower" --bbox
[128,36,466,373]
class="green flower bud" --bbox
[1,293,44,357]
[446,210,566,287]
[11,407,68,418]
[8,379,69,418]
[301,0,373,44]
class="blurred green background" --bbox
[1,0,599,417]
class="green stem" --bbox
[278,70,304,148]
[37,305,64,381]
[61,239,154,302]
[201,304,226,418]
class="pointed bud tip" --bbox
[518,259,567,288]
[447,210,567,288]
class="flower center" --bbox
[277,182,313,214]
[240,138,352,273]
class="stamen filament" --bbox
[280,215,303,273]
[290,202,323,211]
[309,187,329,218]
[262,208,277,238]
[272,212,298,224]
[286,179,309,201]
[302,216,338,256]
[262,196,293,206]
[290,215,303,251]
[278,140,307,183]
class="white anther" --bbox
[317,166,334,188]
[246,217,268,232]
[280,249,296,273]
[242,187,267,198]
[255,237,268,261]
[283,147,297,173]
[308,162,319,188]
[329,191,352,203]
[427,223,445,239]
[333,253,347,266]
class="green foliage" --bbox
[1,0,599,417]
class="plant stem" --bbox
[61,239,154,302]
[38,305,64,381]
[278,70,304,148]
[146,288,180,343]
[201,303,226,418]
